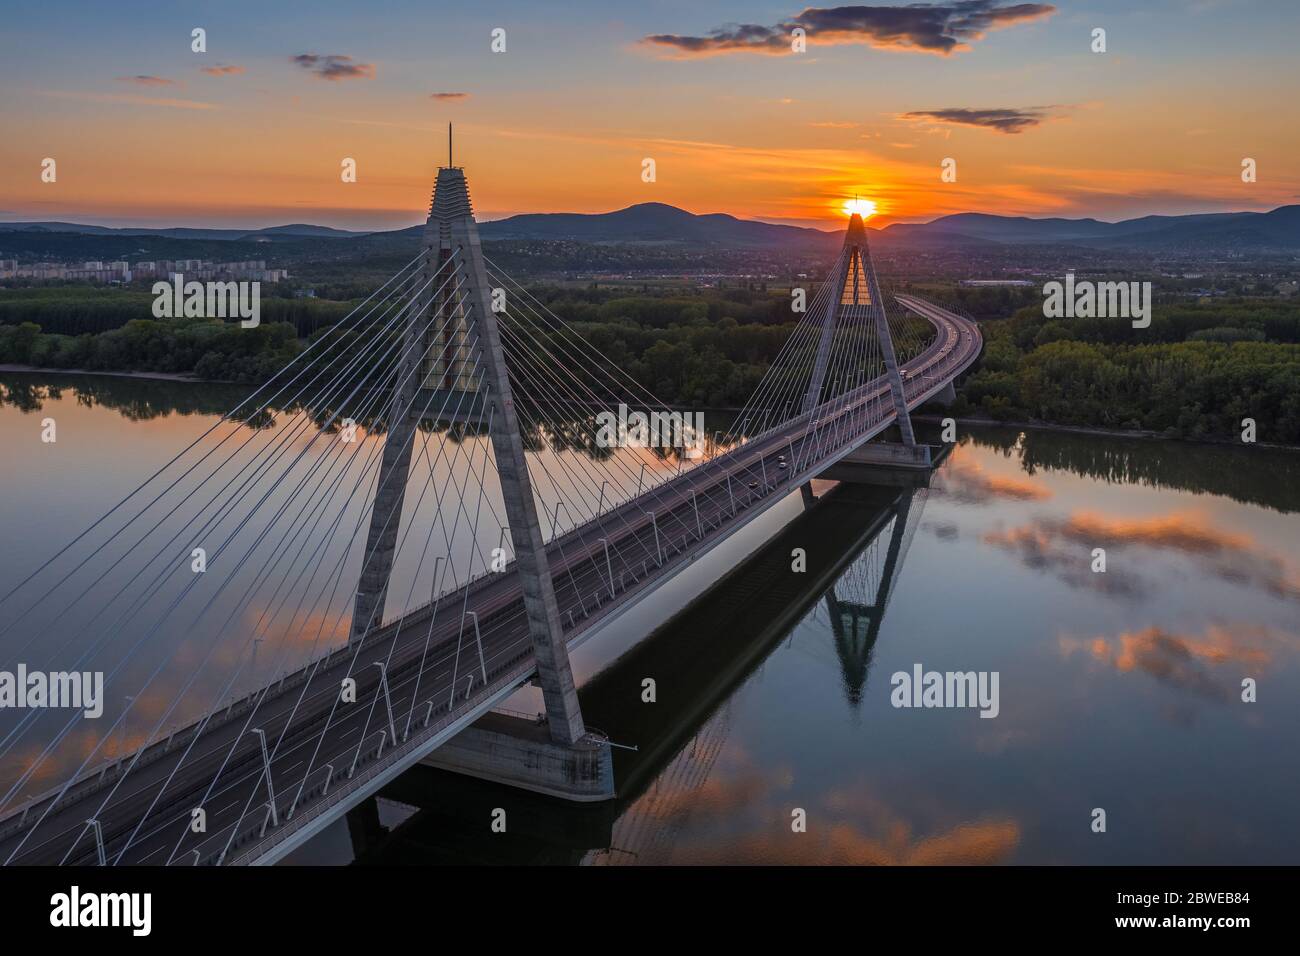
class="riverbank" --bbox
[0,364,212,384]
[912,411,1300,453]
[4,364,1296,454]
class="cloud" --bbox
[934,444,1052,504]
[1059,624,1294,702]
[115,75,174,87]
[430,92,470,101]
[1053,511,1252,556]
[641,2,1056,58]
[608,735,1022,865]
[982,509,1300,604]
[200,64,245,77]
[291,53,375,81]
[982,522,1149,599]
[900,106,1054,134]
[810,120,858,128]
[926,521,960,541]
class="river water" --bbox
[1,372,1298,865]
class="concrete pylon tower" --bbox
[350,158,587,746]
[802,212,916,445]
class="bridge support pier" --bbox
[423,711,614,802]
[800,481,817,507]
[931,379,957,406]
[819,441,947,488]
[349,284,432,642]
[799,211,917,445]
[446,182,588,748]
[351,164,591,753]
[346,797,387,857]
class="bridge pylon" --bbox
[350,162,587,747]
[804,211,916,445]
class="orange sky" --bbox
[2,1,1298,230]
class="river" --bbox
[1,371,1297,865]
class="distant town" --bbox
[0,258,289,284]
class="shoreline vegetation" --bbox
[0,363,208,383]
[911,413,1300,453]
[1,284,1298,445]
[4,366,1298,456]
[5,369,1298,516]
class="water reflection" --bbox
[1058,623,1294,704]
[345,481,931,864]
[338,425,1300,866]
[4,376,1299,864]
[0,372,743,463]
[820,490,921,709]
[982,508,1300,604]
[966,425,1300,514]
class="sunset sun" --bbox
[842,197,877,219]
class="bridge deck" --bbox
[0,296,980,866]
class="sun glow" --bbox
[843,197,877,219]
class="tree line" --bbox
[4,284,1298,442]
[0,318,301,383]
[951,297,1300,442]
[0,287,357,337]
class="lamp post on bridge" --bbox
[597,538,615,599]
[645,511,662,566]
[249,728,277,828]
[369,662,398,748]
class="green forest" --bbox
[0,287,357,337]
[0,286,804,405]
[0,317,303,383]
[950,297,1300,443]
[2,283,1299,443]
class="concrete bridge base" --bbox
[929,379,957,406]
[819,441,949,488]
[346,797,387,858]
[421,711,615,803]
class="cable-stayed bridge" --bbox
[0,161,979,866]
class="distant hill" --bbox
[881,206,1300,250]
[1101,205,1300,250]
[4,202,1298,253]
[475,202,838,248]
[0,222,370,241]
[0,207,833,249]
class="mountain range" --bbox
[882,205,1300,250]
[0,221,366,241]
[3,202,1299,251]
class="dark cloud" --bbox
[900,106,1051,134]
[430,92,470,101]
[926,521,960,541]
[982,523,1149,599]
[642,2,1056,57]
[116,75,174,87]
[200,64,245,77]
[291,54,375,81]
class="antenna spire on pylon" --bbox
[449,122,453,167]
